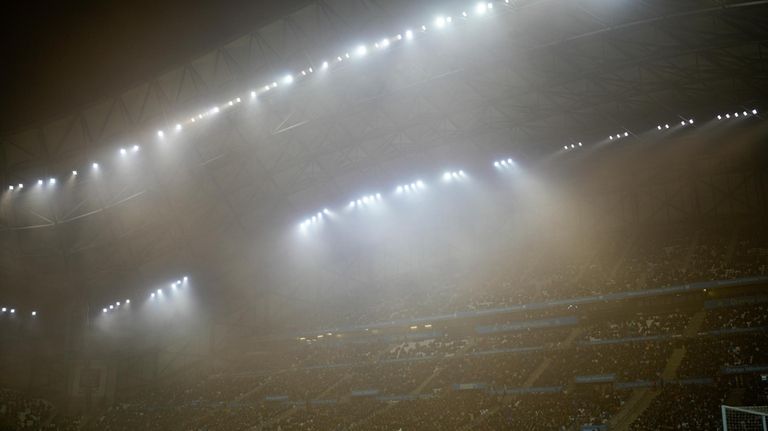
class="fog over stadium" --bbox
[1,0,767,429]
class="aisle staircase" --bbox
[683,309,707,337]
[609,388,659,431]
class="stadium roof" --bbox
[1,0,767,325]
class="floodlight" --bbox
[475,2,487,15]
[109,305,114,310]
[9,309,13,314]
[31,311,37,317]
[175,123,182,131]
[126,299,130,304]
[116,301,120,306]
[157,289,162,294]
[380,38,390,48]
[564,145,569,149]
[132,145,140,152]
[72,170,78,176]
[0,308,4,312]
[103,308,107,313]
[623,132,629,137]
[405,30,413,40]
[157,130,164,138]
[717,115,722,120]
[7,185,12,191]
[250,91,256,98]
[37,179,43,185]
[689,119,694,124]
[743,111,748,116]
[92,162,99,169]
[283,74,294,84]
[434,16,446,28]
[752,109,758,115]
[120,148,127,156]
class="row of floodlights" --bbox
[494,158,516,166]
[0,307,37,317]
[101,276,188,314]
[350,193,383,208]
[717,109,758,120]
[150,277,188,299]
[657,119,694,130]
[396,180,426,193]
[562,143,582,151]
[4,146,138,192]
[300,165,508,229]
[0,307,35,317]
[6,2,505,193]
[154,1,501,141]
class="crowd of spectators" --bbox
[2,229,766,430]
[0,388,53,430]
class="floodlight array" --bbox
[101,275,188,314]
[717,109,758,120]
[561,143,582,151]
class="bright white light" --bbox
[405,30,413,40]
[356,45,367,56]
[72,170,78,176]
[443,172,452,181]
[150,292,156,298]
[102,308,107,313]
[475,2,487,15]
[0,308,5,312]
[681,121,686,126]
[434,16,446,28]
[577,143,582,147]
[623,132,629,137]
[92,162,99,169]
[323,209,330,215]
[735,112,740,117]
[752,109,758,115]
[665,124,669,129]
[175,123,182,132]
[157,288,162,294]
[31,311,36,317]
[462,11,468,17]
[564,145,568,150]
[345,52,350,59]
[8,185,13,191]
[322,61,329,69]
[126,299,130,304]
[396,185,404,193]
[109,305,114,310]
[264,85,270,91]
[116,301,120,306]
[18,184,23,189]
[283,74,294,84]
[743,111,748,116]
[488,2,493,9]
[157,130,164,138]
[421,25,427,31]
[120,148,127,156]
[689,119,694,124]
[308,67,313,73]
[37,179,43,185]
[250,91,256,99]
[717,115,722,120]
[9,309,13,314]
[380,38,390,48]
[446,16,453,23]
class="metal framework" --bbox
[0,0,767,320]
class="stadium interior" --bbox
[1,0,768,429]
